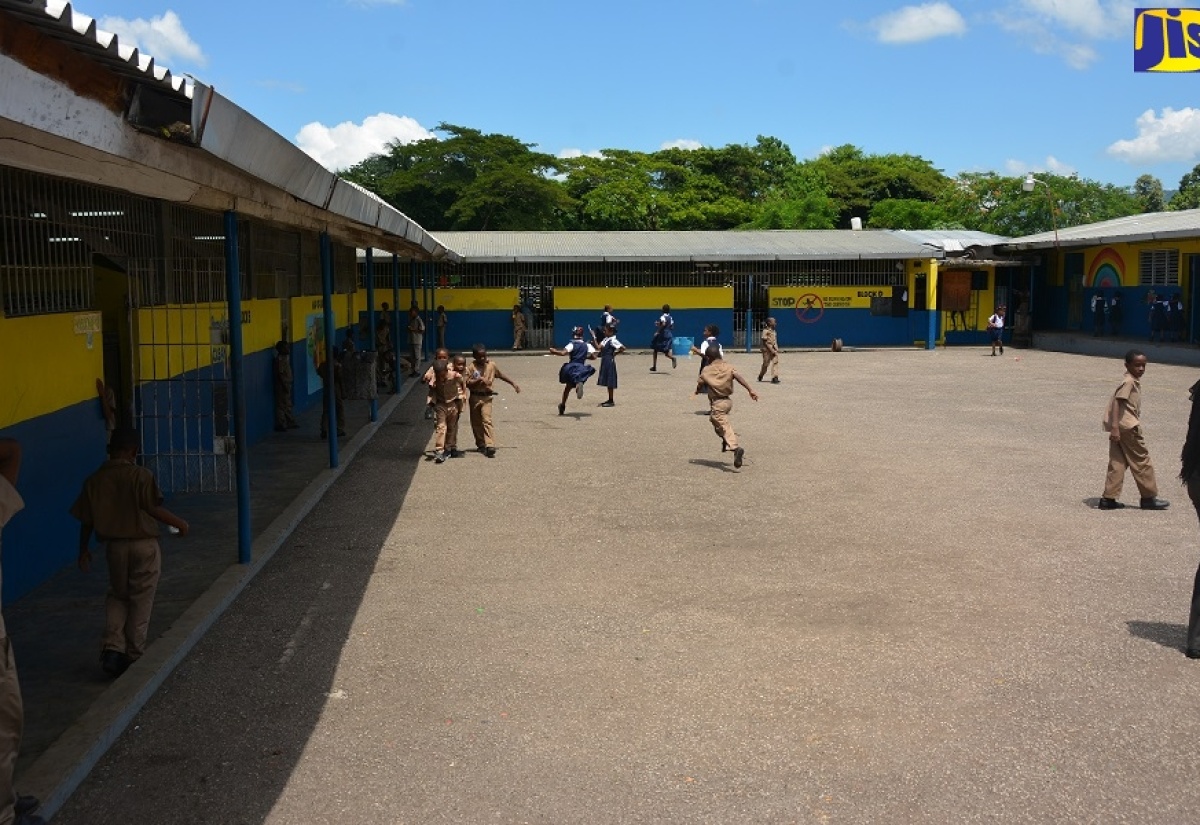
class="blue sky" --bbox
[56,0,1200,189]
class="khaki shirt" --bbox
[70,459,163,540]
[431,373,465,404]
[699,361,736,401]
[1109,373,1142,430]
[761,327,778,354]
[468,360,512,394]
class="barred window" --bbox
[1139,249,1179,286]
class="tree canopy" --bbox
[338,125,1165,237]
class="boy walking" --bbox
[71,428,189,677]
[467,345,521,457]
[758,317,780,383]
[1099,349,1170,510]
[429,359,466,463]
[694,347,758,469]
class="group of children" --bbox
[422,345,521,463]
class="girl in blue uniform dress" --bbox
[650,304,677,371]
[549,327,597,415]
[596,325,626,407]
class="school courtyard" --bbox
[36,345,1200,823]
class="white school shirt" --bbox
[601,335,624,350]
[988,314,1004,329]
[565,340,597,355]
[699,338,724,357]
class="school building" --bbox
[9,0,1200,610]
[0,0,457,602]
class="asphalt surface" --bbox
[47,346,1200,824]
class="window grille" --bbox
[0,165,156,316]
[1139,249,1179,286]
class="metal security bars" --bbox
[0,165,156,316]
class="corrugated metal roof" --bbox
[890,229,1010,248]
[432,230,937,262]
[0,0,458,261]
[3,0,192,97]
[1000,209,1200,251]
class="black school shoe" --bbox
[1140,497,1170,510]
[1097,498,1125,510]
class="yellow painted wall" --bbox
[135,298,284,381]
[555,287,732,311]
[0,312,104,428]
[769,285,893,310]
[1081,240,1200,289]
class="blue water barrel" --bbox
[672,336,693,357]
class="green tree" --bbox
[741,165,837,229]
[805,145,950,228]
[1169,164,1200,210]
[937,172,1140,237]
[1134,174,1166,212]
[868,198,953,229]
[341,123,573,230]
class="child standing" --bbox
[70,427,189,677]
[987,306,1006,356]
[694,347,758,469]
[550,327,597,415]
[1099,349,1170,510]
[467,345,521,457]
[595,325,626,407]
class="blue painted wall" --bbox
[0,400,108,603]
[553,309,734,349]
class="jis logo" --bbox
[1135,8,1200,72]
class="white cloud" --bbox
[98,11,206,67]
[868,3,967,44]
[296,113,435,171]
[1107,107,1200,164]
[660,139,703,151]
[991,0,1132,67]
[1016,0,1131,39]
[557,148,605,159]
[1004,156,1077,176]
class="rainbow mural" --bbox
[1089,247,1125,288]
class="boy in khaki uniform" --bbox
[0,440,45,825]
[757,317,780,383]
[467,345,521,457]
[430,360,466,463]
[71,428,189,677]
[1099,349,1170,510]
[695,348,758,469]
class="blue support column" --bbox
[365,248,377,422]
[223,211,252,565]
[392,254,401,391]
[320,232,339,468]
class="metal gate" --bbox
[129,205,236,493]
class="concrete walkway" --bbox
[16,345,1200,822]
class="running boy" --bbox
[71,427,189,677]
[694,347,758,469]
[1099,349,1170,510]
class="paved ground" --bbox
[29,345,1200,822]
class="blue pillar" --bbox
[392,254,401,390]
[320,232,339,468]
[365,248,377,422]
[223,211,252,565]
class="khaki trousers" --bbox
[470,394,495,448]
[709,398,739,450]
[0,621,21,825]
[274,382,298,429]
[435,400,461,452]
[1104,426,1158,499]
[759,351,779,380]
[103,538,162,659]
